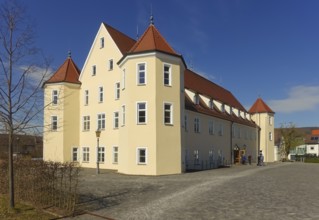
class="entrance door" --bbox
[234,149,240,164]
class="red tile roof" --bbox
[184,69,246,111]
[185,94,258,128]
[44,57,81,85]
[103,23,136,55]
[248,98,274,114]
[129,24,178,56]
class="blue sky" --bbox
[22,0,319,128]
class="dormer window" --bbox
[221,104,225,112]
[100,37,104,48]
[194,94,199,105]
[209,99,214,109]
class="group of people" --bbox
[240,151,264,166]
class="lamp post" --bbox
[95,129,101,174]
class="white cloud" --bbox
[269,85,319,113]
[20,65,54,85]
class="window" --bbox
[51,116,57,131]
[137,148,147,164]
[184,114,188,132]
[194,117,200,133]
[194,150,199,164]
[122,69,126,90]
[115,82,120,99]
[269,116,273,125]
[113,146,118,164]
[164,103,173,125]
[92,65,96,76]
[164,64,171,86]
[84,90,89,105]
[100,37,104,48]
[114,112,119,129]
[98,86,104,103]
[83,116,90,131]
[209,120,214,135]
[209,99,214,109]
[82,147,90,162]
[52,90,58,105]
[108,59,113,70]
[269,132,273,141]
[97,113,105,130]
[72,148,78,162]
[194,94,199,105]
[137,102,147,124]
[137,63,146,85]
[98,147,105,163]
[209,149,213,161]
[122,105,126,126]
[219,123,224,136]
[310,146,315,150]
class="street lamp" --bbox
[95,129,101,174]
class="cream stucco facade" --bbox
[43,22,274,175]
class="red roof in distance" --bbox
[45,57,81,85]
[249,98,274,114]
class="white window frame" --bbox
[194,117,200,133]
[194,94,199,105]
[122,105,126,126]
[113,146,118,164]
[163,63,172,86]
[269,132,273,141]
[98,146,105,163]
[82,147,90,162]
[84,90,89,106]
[137,147,147,165]
[108,59,113,71]
[92,65,96,76]
[72,147,78,162]
[113,111,119,129]
[51,116,58,131]
[98,86,104,103]
[164,102,173,125]
[137,102,147,124]
[137,63,146,85]
[269,116,273,125]
[100,37,104,48]
[83,115,90,131]
[115,82,120,100]
[97,113,106,130]
[52,90,58,105]
[209,120,214,135]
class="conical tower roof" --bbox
[129,24,178,56]
[45,56,81,85]
[249,98,274,114]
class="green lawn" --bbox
[0,195,55,220]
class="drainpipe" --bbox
[230,121,233,166]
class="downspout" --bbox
[230,121,233,166]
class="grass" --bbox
[0,194,55,220]
[305,157,319,163]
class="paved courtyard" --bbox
[68,162,319,220]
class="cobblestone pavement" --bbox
[67,162,319,220]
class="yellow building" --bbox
[43,21,275,175]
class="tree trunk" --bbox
[8,130,14,208]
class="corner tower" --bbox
[118,22,186,175]
[43,55,81,162]
[249,98,275,162]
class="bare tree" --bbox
[0,0,50,208]
[279,122,304,159]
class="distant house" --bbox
[0,134,43,159]
[275,128,319,160]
